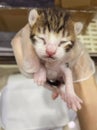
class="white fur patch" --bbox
[33,31,68,61]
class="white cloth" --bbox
[0,74,76,130]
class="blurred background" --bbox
[0,0,97,65]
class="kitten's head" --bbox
[28,8,83,62]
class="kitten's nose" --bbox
[46,49,56,57]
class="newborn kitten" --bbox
[28,9,83,111]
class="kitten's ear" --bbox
[74,22,83,35]
[28,9,38,26]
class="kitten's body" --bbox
[11,8,83,111]
[28,9,83,111]
[45,60,63,81]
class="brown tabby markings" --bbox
[30,8,76,52]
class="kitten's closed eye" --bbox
[37,36,46,44]
[30,35,46,45]
[59,41,67,46]
[65,41,74,52]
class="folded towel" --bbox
[0,74,74,130]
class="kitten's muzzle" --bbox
[46,44,57,57]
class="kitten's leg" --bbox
[60,84,83,111]
[52,91,59,99]
[60,66,83,111]
[44,83,59,99]
[33,66,46,86]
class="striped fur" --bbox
[29,8,76,58]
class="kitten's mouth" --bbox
[42,56,56,61]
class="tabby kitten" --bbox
[28,8,83,111]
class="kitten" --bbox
[28,9,83,111]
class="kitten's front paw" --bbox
[33,68,46,86]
